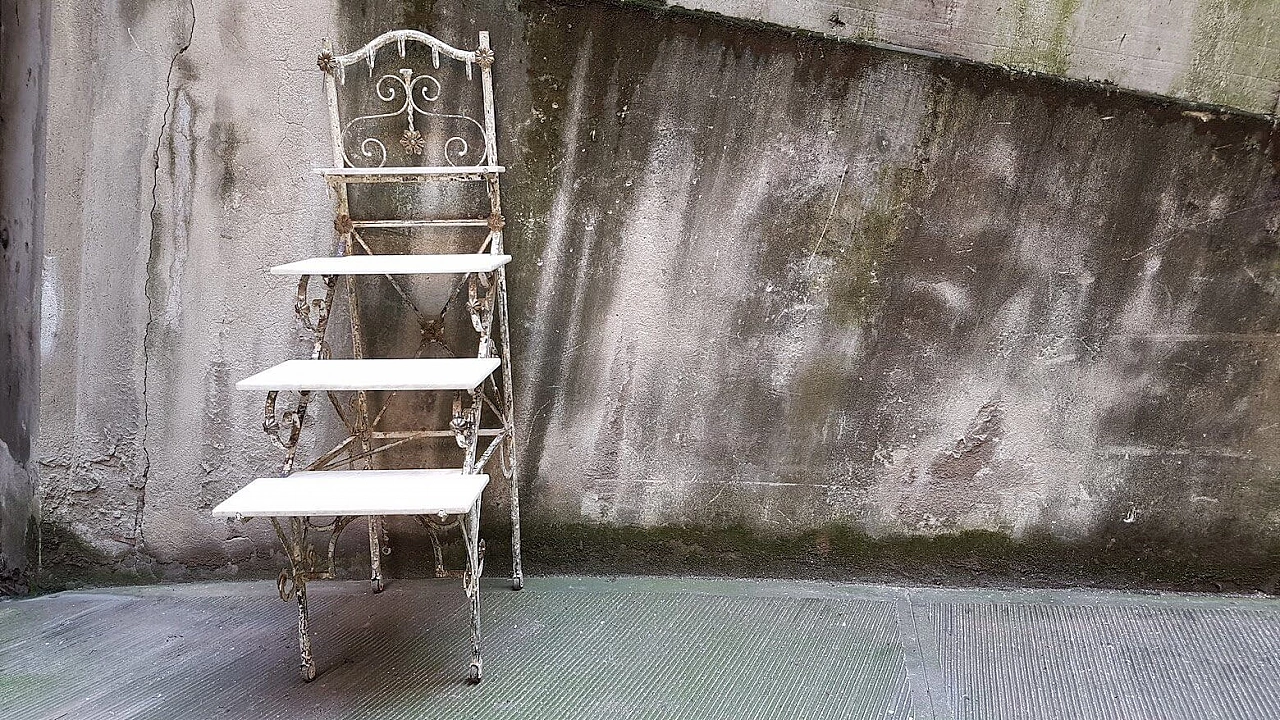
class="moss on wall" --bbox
[1179,0,1280,115]
[992,0,1083,76]
[501,520,1280,593]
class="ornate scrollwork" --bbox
[400,129,425,155]
[339,66,490,168]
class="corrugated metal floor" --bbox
[1,576,1277,719]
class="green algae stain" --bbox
[401,0,436,30]
[507,3,578,264]
[842,8,878,43]
[992,0,1083,76]
[28,522,162,595]
[817,163,920,328]
[511,520,1280,593]
[857,12,878,43]
[1177,0,1280,115]
[0,673,58,702]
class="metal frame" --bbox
[256,29,520,684]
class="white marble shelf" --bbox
[270,254,511,276]
[211,470,488,518]
[236,358,500,392]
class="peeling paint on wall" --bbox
[39,255,60,359]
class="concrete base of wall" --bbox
[0,443,38,594]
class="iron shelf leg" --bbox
[461,500,485,683]
[368,515,385,593]
[295,576,317,682]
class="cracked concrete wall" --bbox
[36,0,1280,590]
[1,0,51,594]
[671,0,1280,117]
[38,0,336,583]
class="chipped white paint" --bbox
[39,255,60,358]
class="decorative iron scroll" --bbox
[319,30,490,168]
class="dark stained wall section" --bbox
[0,0,50,594]
[488,3,1280,579]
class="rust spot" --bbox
[317,50,338,74]
[334,214,354,235]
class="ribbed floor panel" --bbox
[3,577,1279,720]
[920,596,1280,720]
[0,577,907,720]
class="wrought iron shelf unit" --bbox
[212,28,521,686]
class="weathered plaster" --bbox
[666,0,1280,116]
[38,0,337,581]
[1,0,51,594]
[35,0,1280,591]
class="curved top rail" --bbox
[319,29,496,168]
[334,30,477,67]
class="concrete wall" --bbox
[673,0,1280,117]
[35,0,1280,591]
[1,0,51,595]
